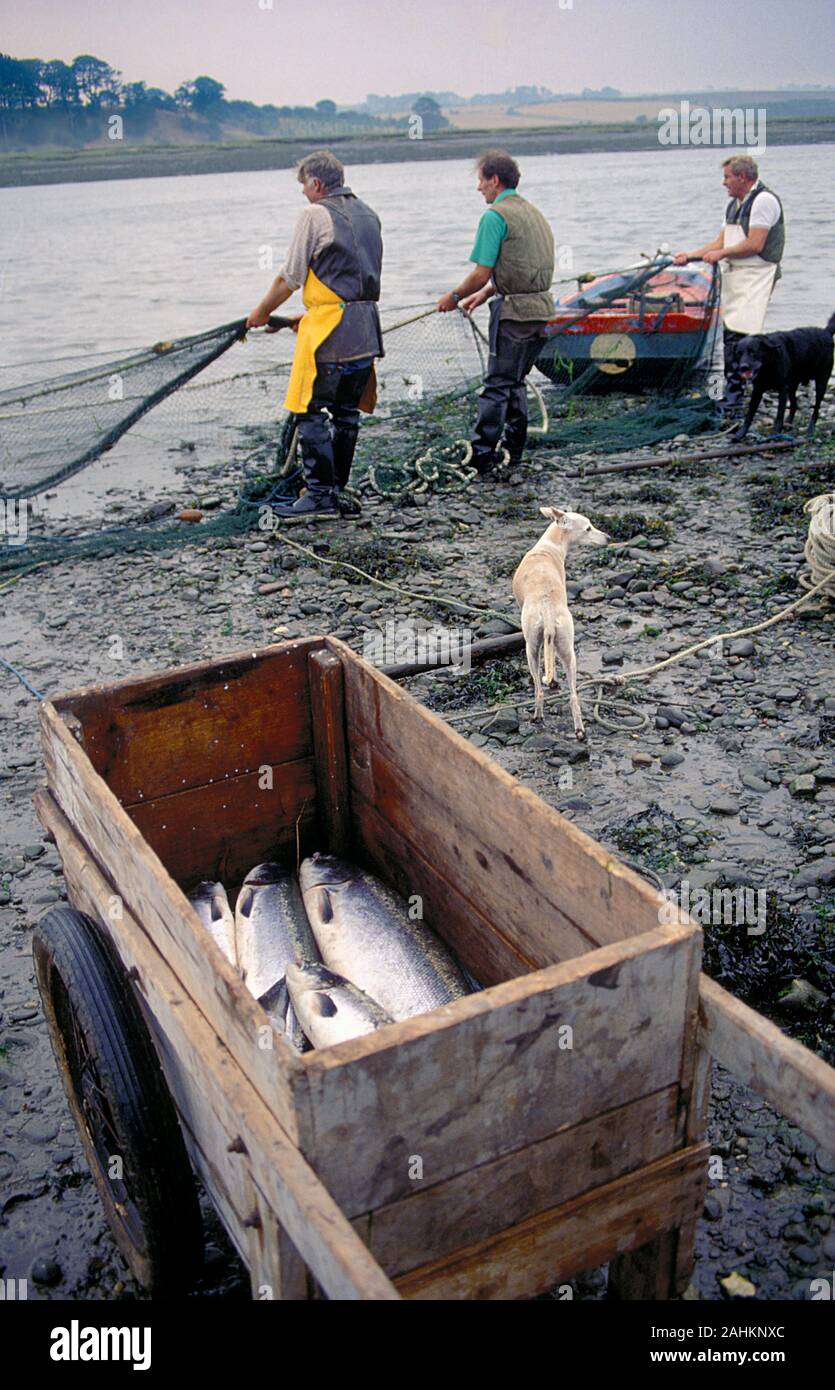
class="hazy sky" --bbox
[2,0,833,105]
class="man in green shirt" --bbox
[437,149,555,474]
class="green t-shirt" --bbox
[469,189,518,266]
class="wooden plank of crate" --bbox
[127,757,318,890]
[300,923,699,1214]
[152,1022,310,1300]
[349,744,599,964]
[394,1142,709,1301]
[36,791,399,1302]
[352,1086,680,1277]
[37,711,307,1145]
[338,642,668,956]
[699,975,835,1154]
[354,793,537,986]
[308,651,350,857]
[609,1231,684,1301]
[52,639,324,806]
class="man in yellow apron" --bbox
[246,150,383,519]
[674,155,785,422]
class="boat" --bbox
[535,257,720,393]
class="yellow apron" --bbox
[283,268,378,415]
[720,223,778,336]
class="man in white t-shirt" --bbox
[674,155,785,420]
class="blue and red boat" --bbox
[536,257,720,393]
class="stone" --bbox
[791,1245,820,1266]
[710,795,740,816]
[657,705,686,728]
[30,1257,62,1287]
[728,638,755,657]
[20,1116,60,1144]
[631,752,653,767]
[775,687,800,702]
[790,775,818,798]
[719,1271,756,1298]
[660,751,685,769]
[778,978,826,1014]
[794,858,835,887]
[483,707,519,736]
[601,649,624,665]
[740,772,770,793]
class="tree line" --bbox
[0,51,376,124]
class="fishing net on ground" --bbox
[0,256,721,576]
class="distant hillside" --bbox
[0,51,405,151]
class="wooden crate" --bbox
[36,635,712,1300]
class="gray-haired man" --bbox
[247,150,384,518]
[674,155,785,420]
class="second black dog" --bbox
[732,311,835,440]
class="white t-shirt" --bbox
[723,189,781,230]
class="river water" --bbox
[3,143,834,356]
[1,143,833,515]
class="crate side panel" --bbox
[342,650,665,956]
[350,740,597,967]
[127,757,318,891]
[395,1143,709,1301]
[301,929,696,1215]
[354,792,537,986]
[37,719,304,1141]
[55,640,322,805]
[353,1086,679,1277]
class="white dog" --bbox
[512,507,609,738]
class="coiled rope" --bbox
[801,493,835,600]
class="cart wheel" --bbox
[33,907,204,1296]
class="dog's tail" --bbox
[826,311,835,336]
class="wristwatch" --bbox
[450,291,462,304]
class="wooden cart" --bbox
[32,637,835,1299]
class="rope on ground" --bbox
[365,438,514,502]
[274,533,517,626]
[0,655,44,700]
[801,493,835,600]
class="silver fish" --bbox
[189,881,237,968]
[234,862,319,1002]
[257,976,311,1053]
[286,962,393,1049]
[299,853,471,1021]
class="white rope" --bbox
[801,493,835,600]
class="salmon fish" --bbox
[286,961,393,1049]
[299,853,471,1021]
[235,863,319,1049]
[188,881,237,968]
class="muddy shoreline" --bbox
[0,389,833,1301]
[2,117,834,188]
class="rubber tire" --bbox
[32,907,204,1296]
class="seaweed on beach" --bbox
[702,892,835,1065]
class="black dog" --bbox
[732,311,835,440]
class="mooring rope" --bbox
[801,493,835,599]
